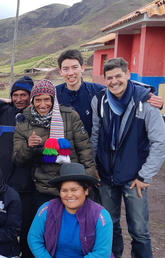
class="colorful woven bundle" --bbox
[42,138,71,163]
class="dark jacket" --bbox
[56,81,105,137]
[44,198,103,256]
[91,81,165,185]
[13,105,97,195]
[0,100,34,192]
[0,185,22,257]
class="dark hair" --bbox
[58,49,84,68]
[57,180,89,192]
[103,57,128,76]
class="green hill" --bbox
[0,0,151,71]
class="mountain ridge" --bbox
[0,0,151,65]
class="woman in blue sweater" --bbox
[28,163,114,258]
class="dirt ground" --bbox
[121,162,165,258]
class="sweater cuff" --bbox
[136,175,144,182]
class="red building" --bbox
[81,0,165,95]
[81,34,115,84]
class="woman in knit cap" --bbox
[13,79,98,212]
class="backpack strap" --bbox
[97,88,106,118]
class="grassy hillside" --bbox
[0,0,151,66]
[0,51,94,98]
[0,49,94,74]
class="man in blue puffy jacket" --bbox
[91,57,165,258]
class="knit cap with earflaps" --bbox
[30,79,55,101]
[31,80,71,163]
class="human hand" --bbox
[130,179,150,198]
[28,131,42,147]
[147,93,163,109]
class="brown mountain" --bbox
[0,0,151,64]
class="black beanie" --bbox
[10,76,34,96]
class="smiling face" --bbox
[33,94,53,115]
[12,90,30,109]
[105,67,130,98]
[60,181,88,214]
[59,59,85,91]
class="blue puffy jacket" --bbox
[91,81,165,185]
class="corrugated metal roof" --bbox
[81,33,115,47]
[102,0,165,32]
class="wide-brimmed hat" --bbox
[49,163,98,186]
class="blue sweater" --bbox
[55,208,83,257]
[28,201,113,258]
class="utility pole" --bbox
[10,0,20,93]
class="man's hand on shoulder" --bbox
[130,179,150,198]
[147,93,163,109]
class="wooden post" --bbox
[10,0,20,94]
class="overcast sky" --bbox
[0,0,82,19]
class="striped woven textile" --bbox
[50,89,64,139]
